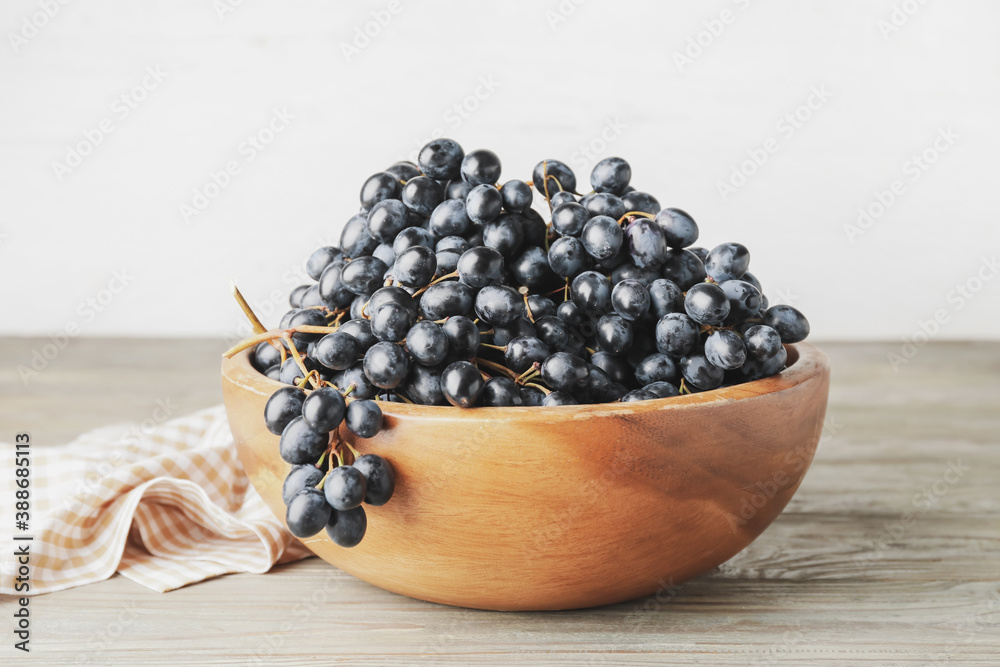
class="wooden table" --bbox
[2,338,998,665]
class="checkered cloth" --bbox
[0,406,311,595]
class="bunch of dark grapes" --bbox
[238,139,810,544]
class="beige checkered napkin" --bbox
[0,405,311,595]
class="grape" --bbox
[370,303,413,343]
[418,282,474,320]
[582,192,626,220]
[590,157,631,195]
[581,215,623,260]
[511,245,557,288]
[611,279,650,321]
[644,381,679,398]
[281,464,325,505]
[480,377,524,406]
[406,320,449,366]
[704,329,747,370]
[323,465,368,511]
[253,341,283,374]
[406,363,446,405]
[540,352,589,392]
[341,256,388,295]
[648,279,684,318]
[418,139,464,180]
[360,172,401,210]
[345,399,383,438]
[543,391,579,406]
[466,183,503,224]
[301,386,347,433]
[366,199,409,243]
[353,454,395,506]
[551,202,589,237]
[532,159,577,197]
[680,352,725,390]
[549,191,576,208]
[442,316,480,360]
[622,191,660,216]
[475,285,523,326]
[286,488,332,538]
[461,149,502,185]
[306,247,341,281]
[655,313,700,357]
[705,243,750,283]
[264,386,306,436]
[392,226,435,254]
[596,313,633,355]
[684,283,731,326]
[279,417,329,465]
[763,305,810,344]
[429,199,471,237]
[363,341,410,389]
[386,161,421,181]
[622,389,658,402]
[654,208,698,249]
[457,246,504,287]
[661,249,707,290]
[504,336,550,373]
[314,332,361,371]
[635,353,679,386]
[340,212,379,258]
[500,179,533,212]
[548,236,591,278]
[441,361,485,407]
[625,218,668,269]
[744,324,782,360]
[393,246,437,287]
[482,213,524,257]
[571,271,611,315]
[327,506,367,548]
[721,279,762,323]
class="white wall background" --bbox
[1,0,998,342]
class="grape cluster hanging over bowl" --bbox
[226,138,810,550]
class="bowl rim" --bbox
[222,341,829,421]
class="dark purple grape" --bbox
[460,149,502,186]
[543,391,579,406]
[721,279,762,322]
[500,179,533,212]
[418,139,464,180]
[763,305,810,344]
[705,243,750,282]
[326,505,367,548]
[511,245,557,288]
[345,399,382,437]
[480,377,524,406]
[635,353,679,386]
[360,172,401,210]
[744,324,782,360]
[264,386,306,436]
[541,352,589,392]
[306,246,341,281]
[282,464,325,505]
[680,352,725,390]
[582,192,626,220]
[370,303,413,343]
[353,454,395,506]
[661,249,707,290]
[393,246,437,287]
[334,363,377,399]
[549,191,576,207]
[386,161,421,181]
[442,316,480,360]
[279,416,329,465]
[405,363,446,405]
[571,271,612,315]
[648,279,684,318]
[590,157,631,195]
[429,199,471,237]
[366,199,409,243]
[482,212,524,258]
[504,336,549,373]
[684,283,731,326]
[323,465,367,511]
[581,215,623,260]
[285,487,331,538]
[457,246,504,287]
[392,226,435,254]
[401,176,444,217]
[655,313,700,357]
[341,256,388,296]
[339,319,376,352]
[406,320,449,366]
[611,278,650,321]
[621,389,658,402]
[532,159,577,197]
[253,341,282,373]
[548,236,591,278]
[340,212,379,258]
[644,381,679,398]
[655,208,699,249]
[475,284,523,326]
[596,313,633,355]
[301,386,347,433]
[314,332,361,371]
[551,202,589,237]
[466,183,503,224]
[441,361,485,408]
[705,329,747,370]
[622,191,660,216]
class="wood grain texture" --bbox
[222,344,830,611]
[1,339,998,665]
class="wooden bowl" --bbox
[221,343,829,611]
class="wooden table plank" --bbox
[2,339,998,665]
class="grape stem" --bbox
[222,326,342,358]
[523,382,550,396]
[231,280,286,356]
[617,211,654,224]
[514,363,541,386]
[286,337,321,390]
[475,357,517,380]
